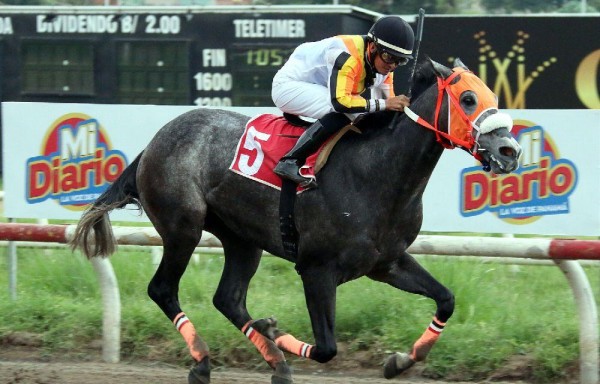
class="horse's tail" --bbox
[70,152,144,259]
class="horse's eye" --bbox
[463,95,476,106]
[460,91,478,115]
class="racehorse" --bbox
[71,58,522,383]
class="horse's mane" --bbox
[409,58,437,101]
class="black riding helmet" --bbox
[367,15,415,61]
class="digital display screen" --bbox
[230,45,296,106]
[235,47,295,67]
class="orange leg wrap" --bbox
[174,312,209,362]
[242,320,286,368]
[410,316,446,362]
[274,333,313,358]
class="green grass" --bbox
[0,245,598,382]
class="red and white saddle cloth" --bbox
[229,114,356,193]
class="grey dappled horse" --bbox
[71,58,522,383]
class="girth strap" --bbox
[279,179,299,260]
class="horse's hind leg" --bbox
[252,264,337,365]
[147,219,210,384]
[368,251,455,379]
[212,232,292,384]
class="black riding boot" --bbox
[274,113,350,187]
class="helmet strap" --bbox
[365,42,378,75]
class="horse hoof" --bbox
[252,317,279,340]
[272,376,294,384]
[188,356,211,384]
[383,352,415,379]
[271,361,293,384]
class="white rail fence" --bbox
[1,223,598,384]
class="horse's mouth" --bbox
[482,147,521,174]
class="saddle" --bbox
[282,112,361,174]
[229,113,360,191]
[282,112,311,128]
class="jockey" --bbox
[272,15,415,188]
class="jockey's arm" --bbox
[328,52,409,114]
[372,76,409,112]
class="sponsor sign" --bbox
[413,16,600,110]
[2,102,275,222]
[3,103,599,235]
[25,113,128,209]
[423,109,599,235]
[460,121,578,222]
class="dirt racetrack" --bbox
[0,336,558,384]
[0,333,561,384]
[2,360,385,384]
[0,360,536,384]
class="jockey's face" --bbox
[368,42,400,75]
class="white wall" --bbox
[3,102,598,236]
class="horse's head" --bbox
[407,58,522,174]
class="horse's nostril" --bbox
[500,147,514,157]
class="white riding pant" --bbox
[271,79,362,122]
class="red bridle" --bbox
[404,67,499,161]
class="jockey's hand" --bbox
[386,95,410,112]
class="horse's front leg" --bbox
[368,251,455,379]
[300,264,339,363]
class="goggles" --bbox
[378,49,409,66]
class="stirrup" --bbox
[274,160,318,188]
[299,177,318,189]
